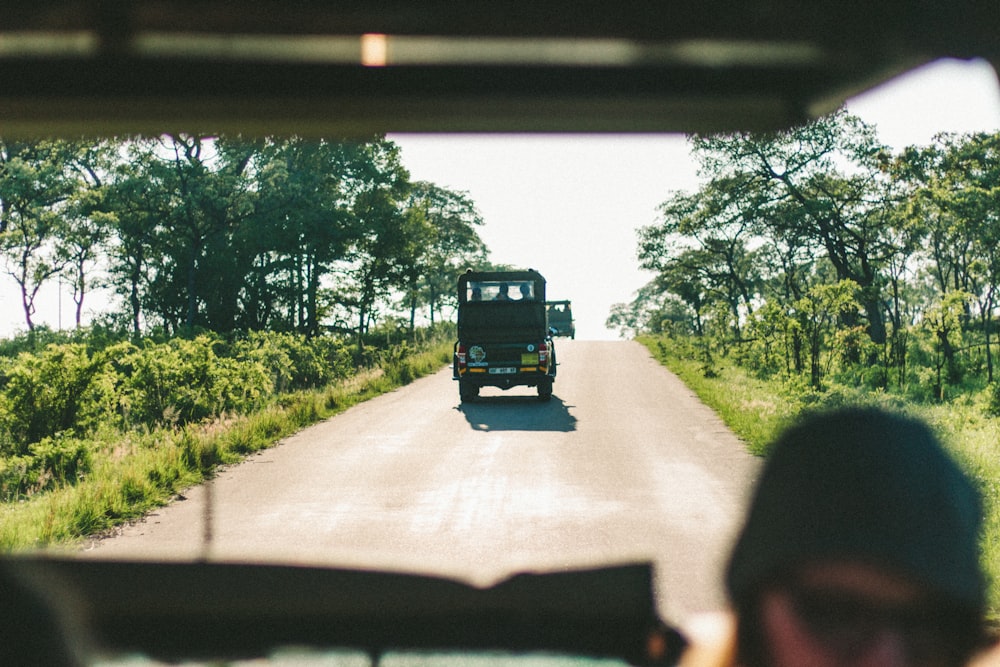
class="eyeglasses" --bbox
[784,585,975,665]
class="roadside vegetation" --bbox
[640,333,1000,617]
[0,134,502,550]
[611,114,1000,613]
[0,324,454,549]
[0,136,493,339]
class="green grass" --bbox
[637,335,1000,618]
[0,339,454,551]
[639,336,794,455]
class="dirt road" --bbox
[84,340,760,624]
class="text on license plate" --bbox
[489,367,517,375]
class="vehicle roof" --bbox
[7,557,680,664]
[0,1,995,136]
[459,269,546,285]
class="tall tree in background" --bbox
[249,138,368,335]
[198,136,258,333]
[898,132,1000,381]
[133,134,254,334]
[691,110,901,347]
[135,135,209,332]
[333,139,415,348]
[61,140,115,329]
[105,142,165,336]
[1,135,493,339]
[640,181,765,343]
[403,181,488,328]
[0,140,84,332]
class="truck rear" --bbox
[453,269,556,402]
[546,300,575,339]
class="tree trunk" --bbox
[984,295,995,384]
[185,258,198,331]
[863,297,887,346]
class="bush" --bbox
[0,433,91,501]
[107,335,274,427]
[235,331,354,391]
[0,325,450,526]
[0,344,104,454]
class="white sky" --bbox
[2,58,999,340]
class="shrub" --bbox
[0,343,104,454]
[103,335,273,428]
[0,433,91,501]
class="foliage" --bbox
[0,135,481,532]
[0,325,450,510]
[0,432,91,502]
[0,139,108,332]
[639,334,1000,612]
[2,135,489,341]
[627,116,1000,405]
[0,343,104,454]
[630,120,1000,612]
[633,118,1000,614]
[0,328,453,548]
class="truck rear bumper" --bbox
[454,368,554,389]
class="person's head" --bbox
[519,283,532,299]
[471,286,482,301]
[725,407,985,667]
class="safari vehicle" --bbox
[547,300,576,339]
[453,269,557,402]
[0,2,997,667]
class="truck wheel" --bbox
[459,380,479,403]
[537,378,553,402]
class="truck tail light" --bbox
[456,343,467,371]
[538,341,548,370]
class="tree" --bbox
[896,131,1000,381]
[247,138,377,335]
[690,110,902,347]
[641,180,766,343]
[791,279,861,388]
[104,142,166,337]
[60,141,115,329]
[607,280,698,339]
[122,135,255,334]
[331,139,415,349]
[921,290,972,398]
[0,135,493,340]
[403,181,488,329]
[0,140,85,332]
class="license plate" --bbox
[489,367,517,375]
[521,353,539,365]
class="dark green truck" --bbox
[546,300,575,339]
[453,269,556,402]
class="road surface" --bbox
[83,340,760,625]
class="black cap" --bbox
[725,407,984,612]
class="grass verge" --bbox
[0,339,454,551]
[637,335,1000,618]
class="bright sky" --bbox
[1,58,999,340]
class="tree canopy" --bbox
[0,135,491,341]
[615,111,1000,400]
